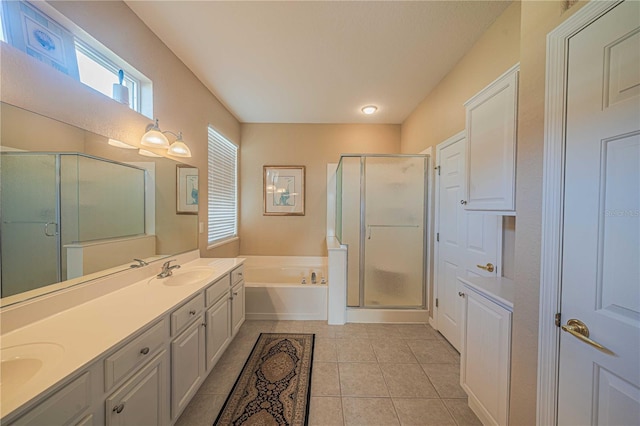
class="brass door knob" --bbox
[476,263,495,273]
[561,319,615,356]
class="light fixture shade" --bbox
[141,129,169,148]
[138,148,162,158]
[141,119,169,148]
[168,140,192,157]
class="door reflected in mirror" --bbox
[0,102,198,306]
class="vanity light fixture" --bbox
[140,118,192,157]
[361,105,378,115]
[108,139,137,149]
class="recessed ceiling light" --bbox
[361,105,378,115]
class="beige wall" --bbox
[239,123,400,256]
[510,1,587,424]
[0,0,240,258]
[401,1,521,155]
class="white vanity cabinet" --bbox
[230,265,245,337]
[105,350,169,426]
[464,64,519,213]
[205,274,232,370]
[170,294,206,420]
[459,278,513,426]
[8,372,92,426]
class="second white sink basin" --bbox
[0,343,64,394]
[148,267,216,287]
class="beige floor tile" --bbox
[392,398,456,425]
[311,362,341,396]
[379,363,439,398]
[334,323,369,339]
[304,321,338,338]
[421,363,467,398]
[339,363,389,397]
[314,338,338,362]
[336,338,377,362]
[175,393,227,426]
[342,397,400,426]
[272,320,306,333]
[371,338,418,363]
[395,324,441,340]
[366,324,401,339]
[309,397,344,426]
[198,361,242,395]
[406,339,459,364]
[443,399,482,425]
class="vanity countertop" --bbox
[457,275,514,311]
[0,257,244,420]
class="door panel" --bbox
[558,1,640,424]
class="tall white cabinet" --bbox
[458,276,513,426]
[464,64,519,213]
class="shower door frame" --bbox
[340,154,429,310]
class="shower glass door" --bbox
[362,156,425,308]
[1,154,60,297]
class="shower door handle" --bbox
[44,222,59,237]
[367,226,372,240]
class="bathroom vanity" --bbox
[0,253,245,425]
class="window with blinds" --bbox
[207,126,238,246]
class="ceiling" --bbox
[125,1,511,124]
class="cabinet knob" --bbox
[189,310,196,315]
[202,322,207,328]
[140,347,150,355]
[233,291,239,296]
[238,272,243,276]
[460,200,467,205]
[113,403,125,414]
[458,292,465,297]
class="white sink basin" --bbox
[0,343,64,393]
[148,267,216,287]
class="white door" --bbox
[435,133,501,351]
[558,1,640,425]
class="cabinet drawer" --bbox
[104,318,168,391]
[171,293,204,336]
[12,372,91,426]
[231,265,244,285]
[205,274,231,307]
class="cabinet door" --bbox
[105,350,169,426]
[464,65,518,212]
[171,319,205,420]
[206,294,231,371]
[461,288,511,426]
[231,281,245,337]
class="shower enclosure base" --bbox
[346,308,429,324]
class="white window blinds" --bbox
[207,126,238,245]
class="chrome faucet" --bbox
[311,271,317,284]
[157,259,180,278]
[130,258,149,268]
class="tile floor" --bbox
[176,320,481,426]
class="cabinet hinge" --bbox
[435,165,440,175]
[436,232,440,242]
[555,312,561,327]
[435,298,439,308]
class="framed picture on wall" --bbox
[177,165,198,214]
[263,166,305,216]
[1,0,80,79]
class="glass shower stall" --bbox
[336,154,428,309]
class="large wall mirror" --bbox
[0,102,199,307]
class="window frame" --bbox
[207,126,239,248]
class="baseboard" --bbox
[467,389,497,426]
[428,315,438,330]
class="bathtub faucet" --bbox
[311,272,317,284]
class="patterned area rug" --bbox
[214,333,315,426]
